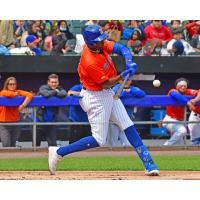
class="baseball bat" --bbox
[113,73,130,100]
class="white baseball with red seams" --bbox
[153,79,161,87]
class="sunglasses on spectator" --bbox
[8,83,16,86]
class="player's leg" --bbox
[48,90,113,174]
[188,111,200,145]
[110,99,159,175]
[164,124,186,145]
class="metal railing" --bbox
[0,95,200,150]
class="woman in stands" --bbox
[0,77,33,147]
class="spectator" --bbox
[107,80,146,147]
[170,20,181,32]
[187,90,200,145]
[99,20,110,33]
[26,35,42,55]
[159,78,197,146]
[58,20,75,40]
[127,28,145,55]
[190,26,200,53]
[0,20,15,48]
[185,20,200,39]
[13,20,27,47]
[167,28,195,55]
[36,74,67,147]
[0,77,33,147]
[144,20,172,47]
[108,20,123,32]
[51,27,70,55]
[43,26,58,53]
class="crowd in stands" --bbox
[1,20,200,56]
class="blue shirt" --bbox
[68,84,88,122]
[32,47,42,55]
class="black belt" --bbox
[83,87,86,90]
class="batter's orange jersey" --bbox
[0,89,33,122]
[78,40,117,91]
[166,88,198,121]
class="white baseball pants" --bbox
[79,89,133,146]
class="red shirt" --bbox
[144,24,172,43]
[185,22,198,38]
[78,40,117,91]
[166,88,198,121]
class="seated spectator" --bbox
[185,20,200,39]
[159,78,197,146]
[0,20,15,48]
[108,20,123,32]
[58,20,75,40]
[36,74,67,147]
[167,28,195,55]
[190,26,200,53]
[26,35,42,55]
[13,20,27,47]
[51,28,70,55]
[170,20,181,32]
[128,40,142,55]
[144,20,172,47]
[127,28,145,48]
[43,26,58,53]
[99,20,110,33]
[107,79,146,147]
[0,77,33,147]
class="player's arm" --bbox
[170,90,195,110]
[112,43,138,71]
[188,90,200,105]
[102,75,122,89]
[39,85,57,97]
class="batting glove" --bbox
[126,61,138,71]
[120,68,135,79]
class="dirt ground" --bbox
[0,147,200,180]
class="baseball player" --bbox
[107,80,146,147]
[48,24,159,176]
[188,90,200,145]
[160,78,197,146]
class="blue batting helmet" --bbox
[82,25,108,45]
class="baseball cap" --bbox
[173,40,184,55]
[26,35,40,44]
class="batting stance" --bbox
[48,25,159,176]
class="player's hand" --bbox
[120,68,135,79]
[126,61,138,71]
[187,101,195,111]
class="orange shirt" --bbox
[78,40,117,91]
[166,88,198,121]
[0,90,33,122]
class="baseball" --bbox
[153,79,161,87]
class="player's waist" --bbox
[83,87,111,91]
